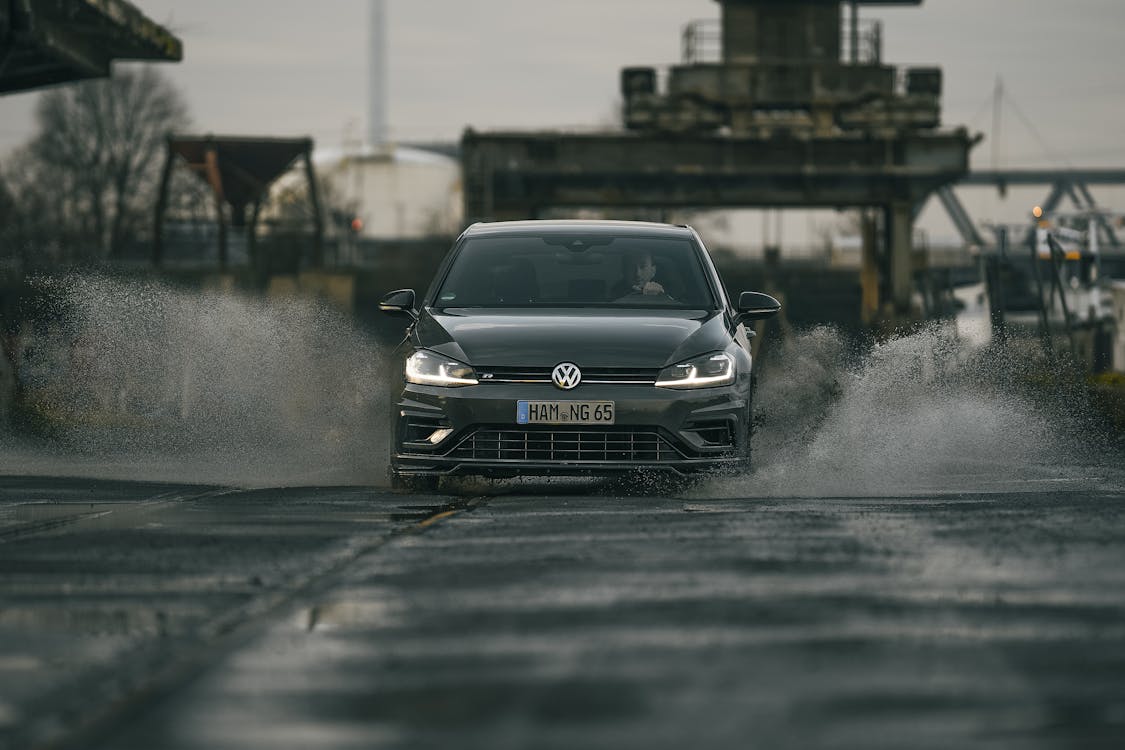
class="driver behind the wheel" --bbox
[614,251,667,298]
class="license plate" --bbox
[517,400,615,425]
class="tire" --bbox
[743,375,756,472]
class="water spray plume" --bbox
[705,324,1119,498]
[1,278,1119,495]
[2,275,391,487]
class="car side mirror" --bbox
[379,288,418,320]
[737,291,781,322]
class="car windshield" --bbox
[433,234,718,310]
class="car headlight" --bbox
[405,350,478,387]
[655,351,735,389]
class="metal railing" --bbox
[841,18,883,65]
[680,18,883,66]
[682,20,721,65]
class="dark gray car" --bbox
[379,220,779,489]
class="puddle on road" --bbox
[297,597,402,632]
[1,275,391,487]
[0,701,19,729]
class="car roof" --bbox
[463,219,694,239]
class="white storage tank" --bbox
[316,143,462,239]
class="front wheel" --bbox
[742,375,756,471]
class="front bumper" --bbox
[391,381,749,478]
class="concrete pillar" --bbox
[204,144,228,271]
[152,139,175,268]
[303,149,325,268]
[0,341,14,426]
[887,202,914,315]
[859,211,879,325]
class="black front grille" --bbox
[448,427,684,463]
[478,366,660,385]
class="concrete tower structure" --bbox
[463,0,974,322]
[624,0,939,137]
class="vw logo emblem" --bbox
[552,362,582,390]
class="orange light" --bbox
[1032,206,1043,219]
[350,217,364,233]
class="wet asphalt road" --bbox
[2,476,1125,749]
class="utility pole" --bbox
[991,77,1004,171]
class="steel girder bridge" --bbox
[930,170,1125,251]
[0,0,181,94]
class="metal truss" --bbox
[924,170,1125,249]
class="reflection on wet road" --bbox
[2,476,1124,749]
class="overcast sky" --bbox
[2,0,1123,244]
[2,0,1124,167]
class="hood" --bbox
[413,308,730,368]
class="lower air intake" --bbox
[448,427,684,463]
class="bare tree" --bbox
[23,65,190,260]
[1,150,80,267]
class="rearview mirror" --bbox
[379,288,417,320]
[737,291,781,321]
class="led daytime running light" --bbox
[405,350,478,387]
[655,352,735,389]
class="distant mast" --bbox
[368,0,388,148]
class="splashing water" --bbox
[705,324,1121,498]
[1,275,392,486]
[1,277,1119,494]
